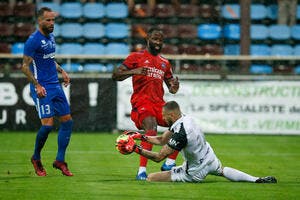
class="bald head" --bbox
[162,101,182,126]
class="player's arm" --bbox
[125,130,173,145]
[136,144,175,163]
[21,55,46,98]
[145,130,173,145]
[55,61,70,87]
[117,133,177,161]
[136,130,186,162]
[112,65,148,81]
[165,76,179,94]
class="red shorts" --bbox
[131,101,168,130]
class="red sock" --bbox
[139,130,157,167]
[168,150,179,160]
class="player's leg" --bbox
[209,146,277,183]
[222,167,277,183]
[53,114,73,176]
[147,171,172,182]
[33,117,54,160]
[131,104,157,180]
[167,163,194,182]
[52,88,73,176]
[137,116,157,180]
[30,91,54,176]
[56,114,73,162]
[208,149,258,182]
[222,167,258,182]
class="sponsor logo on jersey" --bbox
[43,52,55,59]
[41,40,48,48]
[169,138,179,147]
[147,67,164,79]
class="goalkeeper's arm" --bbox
[144,130,173,146]
[123,130,172,146]
[134,144,175,163]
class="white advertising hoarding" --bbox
[117,79,300,135]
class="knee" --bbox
[43,125,54,132]
[146,173,154,182]
[61,119,73,130]
[39,125,53,134]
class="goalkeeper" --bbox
[116,101,277,183]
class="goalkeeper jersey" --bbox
[122,50,174,107]
[168,115,217,177]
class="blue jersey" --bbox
[24,30,59,89]
[24,30,70,119]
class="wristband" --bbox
[134,145,142,154]
[141,135,148,142]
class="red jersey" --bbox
[123,50,174,107]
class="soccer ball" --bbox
[115,134,132,155]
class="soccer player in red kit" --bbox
[112,27,180,180]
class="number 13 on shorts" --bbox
[36,102,51,118]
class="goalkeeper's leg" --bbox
[222,167,258,182]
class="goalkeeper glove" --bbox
[123,130,147,141]
[115,134,133,155]
[116,134,143,154]
[116,136,143,154]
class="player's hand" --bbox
[35,84,47,98]
[116,142,132,155]
[121,138,142,154]
[61,70,70,87]
[169,76,179,93]
[123,130,147,141]
[132,67,148,76]
[116,135,136,154]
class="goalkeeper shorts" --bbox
[171,156,222,183]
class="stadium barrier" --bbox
[2,54,300,79]
[1,54,300,134]
[0,77,116,132]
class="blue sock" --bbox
[33,125,53,160]
[56,120,73,162]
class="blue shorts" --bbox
[31,85,71,119]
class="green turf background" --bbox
[0,132,299,200]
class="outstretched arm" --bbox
[124,129,173,146]
[112,65,148,81]
[145,130,173,145]
[116,132,175,162]
[136,144,175,163]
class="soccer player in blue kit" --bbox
[21,7,73,176]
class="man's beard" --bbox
[166,119,173,127]
[42,26,53,35]
[149,43,162,55]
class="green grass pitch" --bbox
[0,132,299,200]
